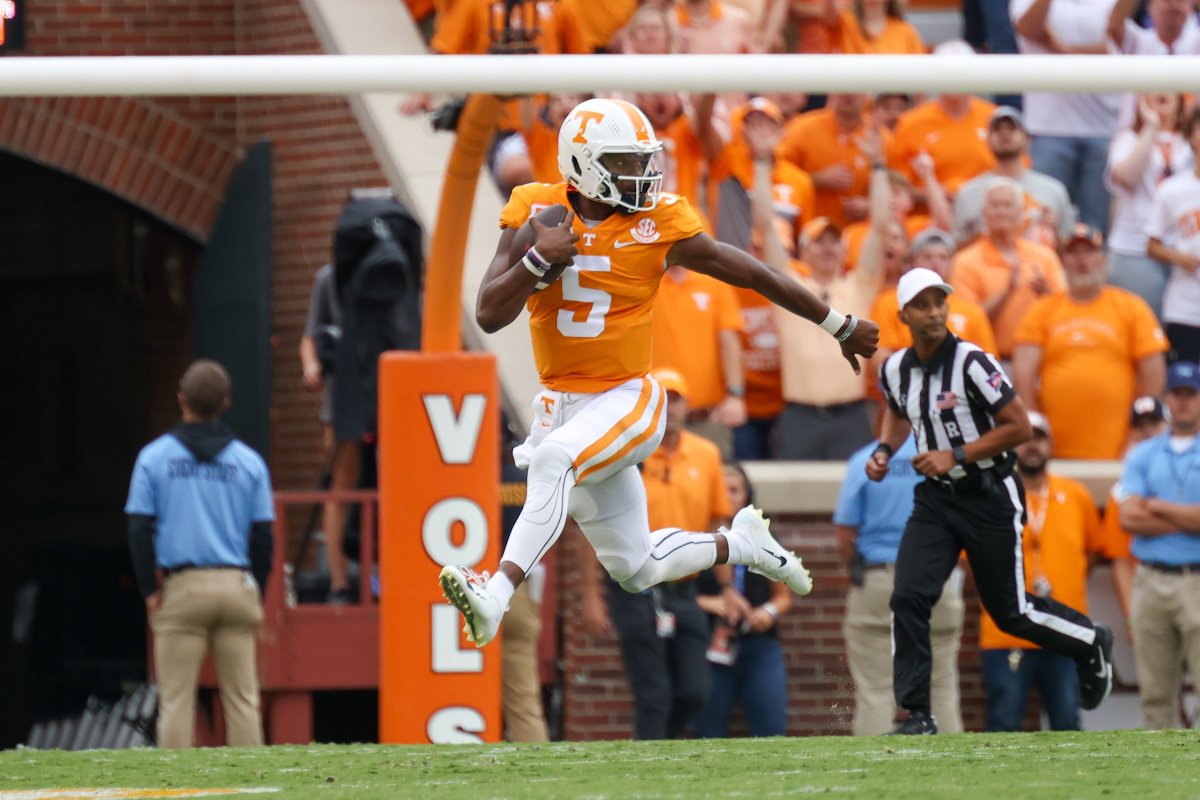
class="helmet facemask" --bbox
[589,147,663,214]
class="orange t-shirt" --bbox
[556,0,637,52]
[1014,287,1168,459]
[980,474,1104,650]
[658,113,708,207]
[872,288,998,353]
[642,429,733,532]
[1100,490,1133,561]
[833,10,926,54]
[500,183,705,393]
[888,97,997,195]
[792,0,836,54]
[651,269,744,410]
[521,114,561,185]
[777,108,890,227]
[732,286,783,419]
[952,237,1065,359]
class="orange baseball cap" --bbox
[651,368,690,400]
[799,217,841,247]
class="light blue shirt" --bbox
[1119,433,1200,565]
[124,433,275,569]
[833,436,920,565]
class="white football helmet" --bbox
[557,98,664,214]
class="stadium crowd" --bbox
[392,0,1200,735]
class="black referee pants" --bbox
[891,473,1098,714]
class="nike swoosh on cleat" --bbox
[763,548,786,568]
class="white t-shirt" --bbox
[1113,17,1200,127]
[1106,129,1194,255]
[1147,171,1200,326]
[1010,0,1120,137]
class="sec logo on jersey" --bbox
[631,218,660,244]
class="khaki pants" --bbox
[1132,565,1200,729]
[151,569,264,748]
[843,565,965,735]
[501,581,549,742]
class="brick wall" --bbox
[560,517,994,738]
[3,0,392,490]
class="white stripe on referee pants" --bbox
[1003,475,1096,645]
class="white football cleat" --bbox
[731,505,813,596]
[439,565,504,648]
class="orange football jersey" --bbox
[500,182,706,393]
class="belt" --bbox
[787,399,864,415]
[1143,562,1200,575]
[163,563,247,576]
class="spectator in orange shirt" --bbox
[979,411,1107,731]
[778,93,885,228]
[1012,224,1168,460]
[873,93,913,132]
[829,0,926,55]
[711,97,817,248]
[1101,396,1170,629]
[496,93,592,191]
[952,177,1066,360]
[638,92,723,207]
[555,0,639,52]
[652,262,747,458]
[888,42,998,197]
[843,154,952,270]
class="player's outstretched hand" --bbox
[840,316,880,375]
[531,210,579,265]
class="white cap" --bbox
[897,267,954,308]
[1028,410,1052,437]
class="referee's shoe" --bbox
[1077,623,1115,710]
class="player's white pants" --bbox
[501,376,720,589]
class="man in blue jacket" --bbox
[126,360,275,748]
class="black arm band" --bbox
[872,443,894,460]
[127,515,158,600]
[249,521,275,594]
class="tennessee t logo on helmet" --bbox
[558,98,664,214]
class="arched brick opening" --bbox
[0,96,239,240]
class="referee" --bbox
[870,268,1114,735]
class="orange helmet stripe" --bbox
[611,99,652,143]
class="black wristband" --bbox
[872,443,894,460]
[952,444,968,465]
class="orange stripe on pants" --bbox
[576,387,665,484]
[572,378,653,474]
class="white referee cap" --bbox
[897,267,954,308]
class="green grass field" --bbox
[1,731,1198,799]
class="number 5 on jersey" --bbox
[558,255,612,339]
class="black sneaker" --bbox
[1077,622,1114,710]
[887,710,938,735]
[327,587,356,605]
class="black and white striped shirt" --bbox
[879,333,1017,482]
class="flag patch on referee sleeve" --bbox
[935,391,957,409]
[987,372,1004,390]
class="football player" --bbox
[440,98,879,647]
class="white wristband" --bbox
[761,601,779,620]
[818,307,847,337]
[522,253,547,279]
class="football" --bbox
[510,203,573,292]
